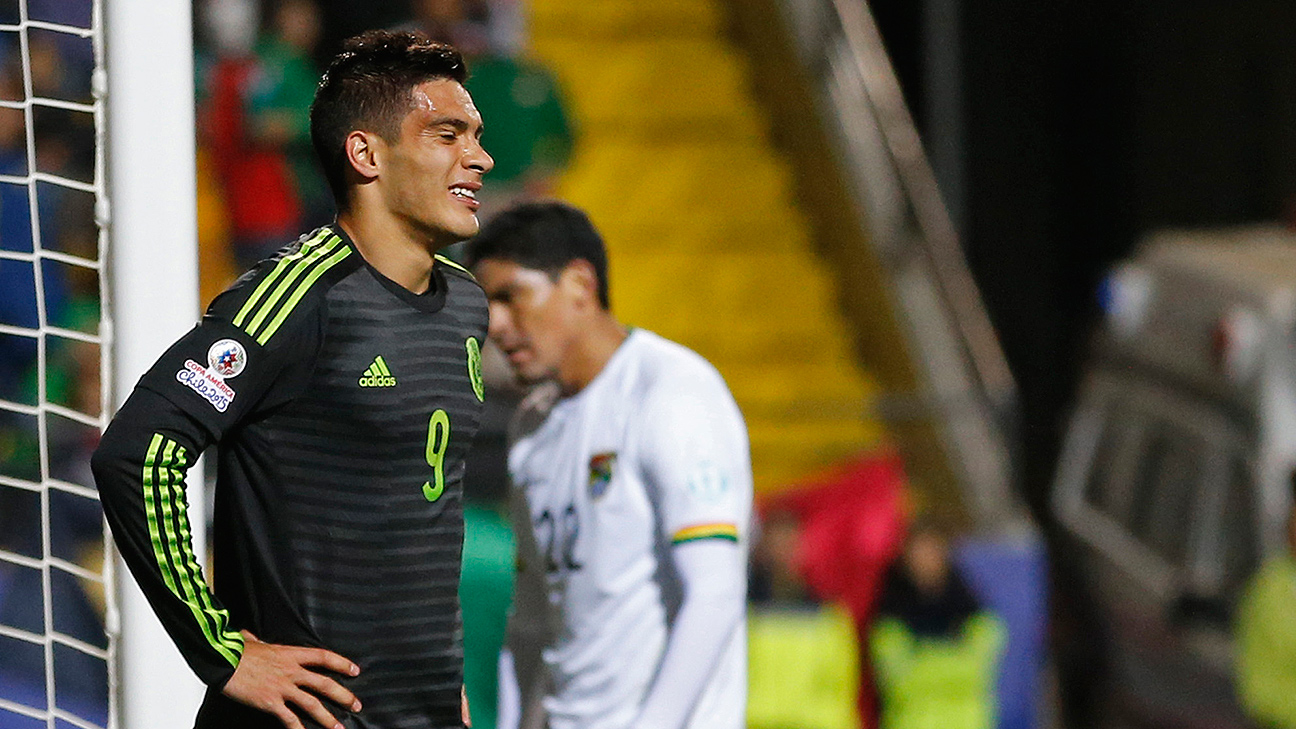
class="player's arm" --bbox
[632,379,752,729]
[633,541,746,729]
[91,386,243,685]
[92,270,361,729]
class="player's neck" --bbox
[558,315,628,397]
[336,210,446,294]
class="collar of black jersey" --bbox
[329,223,450,313]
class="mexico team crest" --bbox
[466,337,484,402]
[588,452,616,498]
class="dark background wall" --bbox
[876,0,1296,513]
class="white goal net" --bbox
[0,0,114,728]
[1,0,204,726]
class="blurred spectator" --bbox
[1235,474,1296,729]
[749,508,819,606]
[747,603,861,729]
[250,0,331,227]
[870,520,1005,729]
[761,452,908,727]
[466,45,572,214]
[405,0,494,52]
[748,509,860,729]
[197,0,322,271]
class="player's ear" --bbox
[561,259,600,309]
[345,130,382,182]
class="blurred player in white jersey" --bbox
[464,202,752,729]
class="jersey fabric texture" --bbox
[92,225,489,729]
[508,329,752,729]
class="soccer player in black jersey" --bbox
[91,31,493,729]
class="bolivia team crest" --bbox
[466,337,484,402]
[588,452,616,498]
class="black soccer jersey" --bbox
[92,225,489,729]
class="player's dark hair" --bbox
[310,30,467,210]
[464,202,611,309]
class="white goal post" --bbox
[104,0,206,727]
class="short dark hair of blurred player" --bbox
[93,31,492,729]
[462,202,610,389]
[465,201,753,729]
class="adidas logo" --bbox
[359,356,397,387]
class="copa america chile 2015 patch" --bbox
[176,338,247,412]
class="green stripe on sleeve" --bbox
[144,435,242,668]
[233,229,330,327]
[256,245,353,345]
[242,236,342,339]
[163,447,243,656]
[143,435,182,599]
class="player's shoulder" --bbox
[627,329,729,393]
[206,226,361,347]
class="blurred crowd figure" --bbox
[196,0,331,279]
[1235,473,1296,729]
[748,453,1008,729]
[871,521,1006,729]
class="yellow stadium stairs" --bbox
[528,0,888,493]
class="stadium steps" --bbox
[528,0,886,492]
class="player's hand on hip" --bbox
[462,685,471,727]
[222,630,362,729]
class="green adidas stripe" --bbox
[241,236,343,340]
[435,254,476,280]
[255,245,352,345]
[233,229,331,328]
[143,436,181,599]
[374,356,391,377]
[365,364,378,377]
[143,435,242,667]
[154,442,241,663]
[163,454,243,658]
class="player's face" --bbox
[380,79,493,244]
[475,258,582,384]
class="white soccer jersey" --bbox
[508,328,752,729]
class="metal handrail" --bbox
[829,0,1017,417]
[772,0,1024,528]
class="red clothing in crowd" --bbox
[762,450,909,728]
[201,55,301,242]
